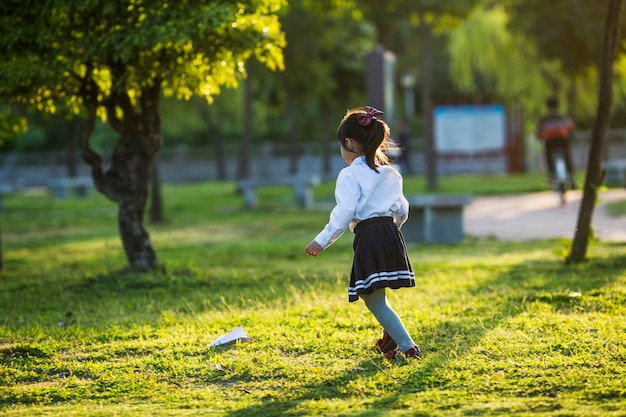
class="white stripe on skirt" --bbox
[348,270,415,296]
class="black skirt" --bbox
[348,217,415,302]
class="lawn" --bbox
[1,173,625,416]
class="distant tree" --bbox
[505,0,626,120]
[357,0,478,189]
[279,0,375,174]
[0,0,285,270]
[448,6,553,115]
[506,0,626,77]
[501,0,625,260]
[568,0,624,263]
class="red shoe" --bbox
[384,345,422,360]
[374,331,397,353]
[384,349,399,360]
[404,345,422,359]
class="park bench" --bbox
[48,176,93,198]
[403,194,473,244]
[603,159,626,186]
[236,175,321,210]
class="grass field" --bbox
[1,173,625,416]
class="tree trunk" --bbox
[237,60,253,180]
[200,101,227,180]
[0,223,3,271]
[78,75,161,271]
[149,157,164,224]
[284,72,301,175]
[119,194,157,269]
[66,117,79,177]
[214,126,227,180]
[103,130,159,269]
[567,0,623,263]
[286,95,300,175]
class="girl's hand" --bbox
[305,240,324,257]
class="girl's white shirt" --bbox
[314,156,409,249]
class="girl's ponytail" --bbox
[362,120,391,171]
[337,106,393,172]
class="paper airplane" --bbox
[209,326,252,347]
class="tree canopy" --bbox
[506,0,623,77]
[0,0,284,114]
[448,6,554,115]
[446,1,626,127]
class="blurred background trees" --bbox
[5,0,626,158]
[1,0,626,271]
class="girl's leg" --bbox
[360,288,416,352]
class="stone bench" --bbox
[48,176,93,198]
[603,159,626,186]
[403,194,473,244]
[236,175,321,210]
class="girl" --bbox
[305,106,421,360]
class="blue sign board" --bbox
[433,104,506,153]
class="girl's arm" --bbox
[311,171,359,249]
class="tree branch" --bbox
[76,64,115,199]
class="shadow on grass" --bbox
[220,251,626,417]
[3,240,625,413]
[0,256,343,329]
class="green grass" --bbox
[1,173,625,416]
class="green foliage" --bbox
[506,0,622,77]
[282,1,376,102]
[0,0,286,116]
[1,179,626,415]
[357,0,480,103]
[501,0,626,126]
[448,6,552,114]
[160,97,220,145]
[0,106,26,144]
[4,0,626,163]
[356,0,478,44]
[445,0,626,133]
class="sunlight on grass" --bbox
[1,178,625,416]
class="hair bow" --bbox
[357,106,384,126]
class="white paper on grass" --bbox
[209,326,252,347]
